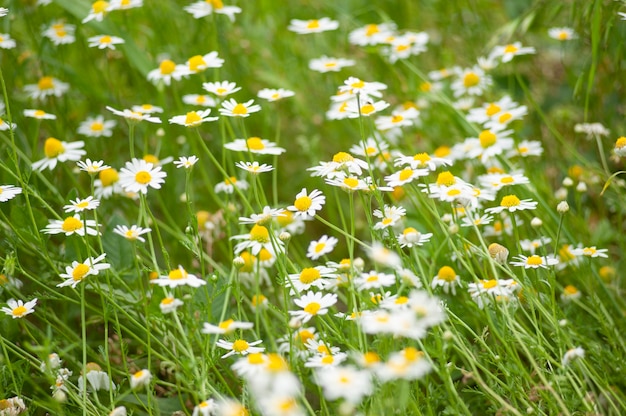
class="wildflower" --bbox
[24,76,69,100]
[385,167,429,187]
[151,266,206,288]
[110,0,143,9]
[344,98,390,118]
[109,407,127,416]
[32,138,86,171]
[314,365,373,404]
[169,109,218,127]
[349,22,396,46]
[397,227,433,248]
[0,8,8,17]
[287,188,325,218]
[451,66,492,97]
[118,158,167,194]
[431,266,460,295]
[219,98,261,117]
[0,185,22,202]
[63,196,100,213]
[232,224,283,255]
[548,27,577,41]
[613,136,626,157]
[146,59,191,86]
[57,254,110,288]
[377,347,432,382]
[88,34,125,49]
[574,122,609,138]
[173,155,199,169]
[129,369,151,389]
[305,351,348,369]
[201,319,254,334]
[42,22,76,45]
[238,206,285,226]
[288,17,339,34]
[78,362,115,391]
[94,167,122,198]
[287,266,337,294]
[339,76,387,98]
[308,56,355,73]
[2,298,37,319]
[77,115,116,137]
[42,214,99,237]
[0,117,16,131]
[184,0,242,21]
[510,254,559,269]
[202,80,241,97]
[376,107,420,131]
[478,172,530,190]
[216,338,265,358]
[372,205,406,230]
[467,278,519,308]
[570,246,609,258]
[113,224,151,242]
[289,291,338,323]
[159,296,183,313]
[82,1,113,23]
[488,243,509,264]
[490,42,536,63]
[308,151,369,178]
[224,137,286,155]
[0,397,26,415]
[185,52,224,73]
[235,161,274,174]
[258,88,295,102]
[561,347,585,366]
[485,194,538,214]
[306,235,338,260]
[106,106,162,123]
[355,271,396,291]
[367,242,402,268]
[192,400,217,416]
[23,109,56,120]
[561,285,581,302]
[214,176,248,194]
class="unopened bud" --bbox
[557,201,570,213]
[530,217,543,228]
[279,231,291,242]
[554,187,568,200]
[233,256,245,267]
[288,317,302,329]
[562,177,574,187]
[156,128,165,137]
[576,181,587,193]
[448,224,459,234]
[488,243,509,264]
[353,257,365,272]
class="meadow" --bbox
[1,0,626,415]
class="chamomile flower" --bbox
[478,172,530,190]
[431,266,460,295]
[561,285,581,303]
[451,66,492,97]
[169,109,218,127]
[287,266,337,294]
[349,22,397,46]
[372,205,406,230]
[287,188,325,218]
[94,167,123,198]
[355,271,396,290]
[88,34,125,49]
[24,76,69,100]
[519,237,551,254]
[288,17,339,34]
[132,104,164,114]
[570,246,609,258]
[508,140,544,158]
[109,0,143,9]
[192,399,217,416]
[257,88,295,102]
[24,109,57,121]
[183,94,217,107]
[485,194,538,214]
[202,80,241,97]
[238,206,285,225]
[224,137,286,155]
[118,158,167,194]
[151,266,206,288]
[82,1,113,23]
[397,227,433,248]
[384,32,429,63]
[159,296,183,313]
[2,298,37,319]
[308,56,355,73]
[385,167,429,187]
[42,22,76,45]
[113,224,151,242]
[0,8,8,17]
[289,291,338,323]
[314,365,373,404]
[42,214,100,237]
[510,254,559,269]
[57,254,110,288]
[344,98,390,118]
[614,137,626,157]
[186,52,224,73]
[219,99,262,117]
[216,339,265,359]
[32,138,86,171]
[78,363,115,392]
[0,117,16,131]
[394,152,451,171]
[463,128,514,163]
[214,176,249,194]
[339,76,387,98]
[184,0,242,21]
[107,107,162,125]
[201,319,254,334]
[306,235,338,260]
[490,42,536,63]
[308,151,369,178]
[129,369,152,389]
[235,161,274,174]
[147,59,191,86]
[377,347,432,382]
[173,155,199,169]
[375,107,420,131]
[63,196,100,213]
[0,185,22,202]
[77,115,116,137]
[561,347,585,366]
[232,224,283,255]
[305,351,348,369]
[109,407,127,416]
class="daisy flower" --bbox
[288,17,339,34]
[24,76,69,100]
[485,194,538,214]
[548,28,577,41]
[570,246,609,258]
[169,109,218,127]
[78,363,115,391]
[376,348,432,382]
[109,407,127,416]
[339,76,387,98]
[118,158,167,194]
[88,34,125,49]
[0,185,22,202]
[574,122,609,138]
[451,66,492,97]
[561,347,585,366]
[287,266,337,294]
[201,319,254,334]
[183,94,217,107]
[289,291,338,323]
[394,151,451,171]
[238,206,285,225]
[82,0,113,23]
[305,352,348,369]
[308,151,369,178]
[235,161,274,174]
[355,271,396,291]
[257,88,295,102]
[192,400,217,416]
[431,266,460,295]
[385,167,429,187]
[349,22,397,46]
[151,265,206,288]
[132,104,164,114]
[224,137,286,155]
[344,98,390,118]
[94,167,123,198]
[2,298,38,319]
[614,137,626,157]
[129,369,151,389]
[216,338,265,359]
[32,138,86,171]
[324,175,369,191]
[106,106,162,123]
[0,8,8,17]
[147,59,191,86]
[110,0,143,9]
[397,227,433,248]
[306,235,338,260]
[463,128,515,163]
[560,285,582,303]
[478,172,530,190]
[113,224,151,242]
[57,254,110,288]
[185,51,224,73]
[0,117,16,131]
[184,0,242,21]
[219,99,261,117]
[202,80,241,97]
[287,188,325,218]
[308,56,355,73]
[375,107,420,131]
[508,140,544,158]
[490,42,536,63]
[24,109,57,120]
[42,22,76,45]
[510,254,559,269]
[314,365,373,404]
[159,296,183,313]
[214,176,248,194]
[77,115,116,137]
[173,155,199,169]
[63,196,100,213]
[460,213,494,228]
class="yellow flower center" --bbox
[363,351,380,364]
[403,347,423,362]
[396,296,409,304]
[246,352,264,364]
[206,0,224,8]
[482,279,497,289]
[99,168,119,186]
[599,266,615,281]
[314,242,326,253]
[297,329,314,344]
[61,216,83,232]
[99,35,112,44]
[563,285,578,295]
[12,306,27,317]
[500,176,514,184]
[218,319,234,330]
[276,210,294,227]
[38,76,54,90]
[44,138,65,158]
[434,145,451,158]
[558,31,569,40]
[239,252,255,272]
[246,137,265,150]
[403,227,417,236]
[196,95,207,104]
[361,103,375,114]
[500,195,521,208]
[365,24,379,36]
[90,122,104,131]
[499,112,512,124]
[306,19,320,29]
[615,137,626,149]
[55,29,67,37]
[249,224,270,243]
[447,189,461,196]
[168,268,187,280]
[419,82,431,92]
[350,80,365,89]
[232,103,248,115]
[463,72,480,87]
[251,294,266,306]
[321,355,334,364]
[436,171,456,186]
[266,353,289,372]
[232,339,249,352]
[343,177,359,188]
[159,59,176,75]
[332,152,354,163]
[161,297,175,305]
[479,130,497,148]
[185,111,202,125]
[412,153,431,166]
[134,370,145,378]
[92,1,109,13]
[293,195,312,212]
[188,55,206,72]
[366,274,379,282]
[582,247,596,256]
[486,103,501,116]
[299,268,321,284]
[304,302,321,315]
[76,201,90,209]
[504,44,518,54]
[143,155,158,165]
[135,171,152,185]
[258,248,272,262]
[398,168,413,182]
[278,399,297,411]
[34,110,46,117]
[526,255,543,266]
[437,266,457,282]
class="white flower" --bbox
[109,406,127,416]
[159,296,183,313]
[113,224,151,242]
[235,161,274,174]
[82,1,113,22]
[485,194,538,214]
[561,347,585,366]
[110,0,143,10]
[63,196,100,213]
[24,76,69,100]
[219,99,262,117]
[151,266,206,288]
[88,34,125,49]
[287,266,337,294]
[214,176,248,194]
[287,188,325,218]
[0,185,22,202]
[42,214,100,237]
[184,0,241,21]
[257,88,295,102]
[57,253,110,288]
[42,22,76,45]
[376,347,432,382]
[23,109,56,120]
[147,59,191,86]
[216,338,264,358]
[192,400,217,416]
[78,115,116,137]
[288,17,339,34]
[490,42,536,63]
[182,94,217,107]
[0,8,8,17]
[32,138,86,171]
[201,319,254,334]
[2,298,38,319]
[132,104,164,114]
[355,271,396,291]
[339,76,387,98]
[306,235,338,260]
[431,266,460,295]
[202,80,241,97]
[397,227,433,248]
[224,137,286,155]
[130,369,152,389]
[510,254,559,269]
[569,246,609,258]
[185,51,224,73]
[174,155,199,169]
[106,106,162,123]
[78,363,115,391]
[314,365,372,404]
[118,158,167,194]
[77,159,110,174]
[289,291,338,323]
[308,56,355,73]
[349,22,396,46]
[238,206,285,225]
[169,109,218,127]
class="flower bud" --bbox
[530,217,543,228]
[557,201,569,213]
[488,243,509,264]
